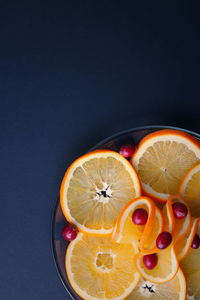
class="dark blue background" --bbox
[1,1,200,299]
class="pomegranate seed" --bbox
[143,253,158,270]
[132,208,148,225]
[191,234,200,249]
[156,232,172,249]
[62,224,77,241]
[120,144,135,157]
[172,202,188,219]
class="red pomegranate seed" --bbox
[132,208,148,225]
[120,144,135,157]
[143,253,158,270]
[191,234,200,249]
[172,202,188,219]
[156,232,172,249]
[62,224,77,241]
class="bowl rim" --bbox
[51,125,200,299]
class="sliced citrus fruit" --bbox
[141,206,164,254]
[131,129,200,202]
[179,163,200,217]
[126,268,186,300]
[66,233,141,300]
[174,217,200,261]
[135,244,179,283]
[60,150,141,235]
[180,222,200,299]
[112,197,164,254]
[166,196,191,243]
[112,197,155,245]
[162,197,175,234]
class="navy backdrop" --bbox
[1,1,200,299]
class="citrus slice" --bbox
[180,222,200,299]
[66,233,141,300]
[112,197,164,254]
[166,196,191,243]
[179,163,200,217]
[131,129,200,202]
[135,244,179,283]
[174,217,200,261]
[126,268,186,300]
[60,150,141,235]
[162,197,175,234]
[112,197,155,245]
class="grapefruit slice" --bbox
[131,129,200,202]
[60,150,141,235]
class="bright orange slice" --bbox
[135,245,179,284]
[165,196,191,243]
[179,163,200,217]
[174,217,200,261]
[66,233,141,300]
[180,221,200,299]
[112,197,164,254]
[131,129,200,202]
[60,150,141,235]
[135,199,179,284]
[162,197,175,234]
[126,268,186,300]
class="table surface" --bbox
[1,1,200,299]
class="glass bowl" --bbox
[51,125,200,300]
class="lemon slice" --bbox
[60,150,141,235]
[66,233,141,300]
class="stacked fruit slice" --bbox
[60,129,200,300]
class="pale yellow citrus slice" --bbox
[180,222,200,299]
[126,268,186,300]
[112,197,164,254]
[135,244,179,284]
[174,217,200,261]
[60,150,141,235]
[179,163,200,217]
[65,233,141,300]
[131,129,200,202]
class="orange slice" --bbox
[174,217,200,261]
[165,196,191,243]
[135,199,179,284]
[179,163,200,217]
[131,129,200,202]
[112,197,164,254]
[126,268,186,300]
[135,244,179,284]
[180,222,200,299]
[66,233,141,300]
[60,150,141,235]
[162,197,175,234]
